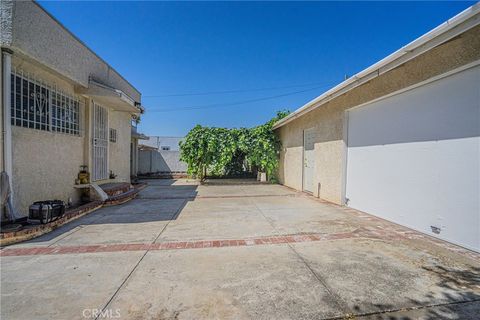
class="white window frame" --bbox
[10,69,82,136]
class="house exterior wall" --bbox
[130,138,138,176]
[12,126,84,215]
[108,110,132,182]
[0,51,4,172]
[0,108,2,173]
[0,1,143,216]
[12,55,76,95]
[276,25,480,204]
[9,57,86,215]
[4,48,139,215]
[6,0,140,102]
[7,56,136,215]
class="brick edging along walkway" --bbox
[0,201,104,247]
[0,183,148,247]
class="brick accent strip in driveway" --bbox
[0,229,381,257]
[6,224,473,259]
[2,211,478,262]
[138,193,299,200]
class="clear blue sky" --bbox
[39,1,475,137]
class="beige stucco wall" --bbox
[108,110,132,183]
[9,57,87,215]
[9,54,135,214]
[131,138,139,176]
[12,126,84,215]
[6,0,141,101]
[277,25,480,205]
[12,55,76,94]
[1,1,141,216]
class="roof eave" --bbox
[33,1,142,98]
[273,3,480,130]
[76,79,143,114]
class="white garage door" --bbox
[346,64,480,252]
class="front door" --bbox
[303,128,315,193]
[92,102,108,181]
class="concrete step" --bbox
[103,185,144,206]
[99,182,131,197]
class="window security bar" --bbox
[10,68,83,136]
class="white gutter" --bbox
[273,3,480,129]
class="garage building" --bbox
[273,4,480,252]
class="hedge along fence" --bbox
[179,111,289,181]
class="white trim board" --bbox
[346,60,480,112]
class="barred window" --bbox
[10,70,82,136]
[109,128,117,143]
[52,92,80,134]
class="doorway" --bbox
[92,102,108,181]
[302,128,315,193]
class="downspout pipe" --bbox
[2,48,13,183]
[1,48,14,221]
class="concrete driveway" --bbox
[1,180,479,320]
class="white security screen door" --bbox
[92,102,108,181]
[303,128,315,193]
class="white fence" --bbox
[138,150,187,174]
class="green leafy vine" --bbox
[179,111,289,181]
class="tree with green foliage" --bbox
[179,111,289,181]
[245,111,289,179]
